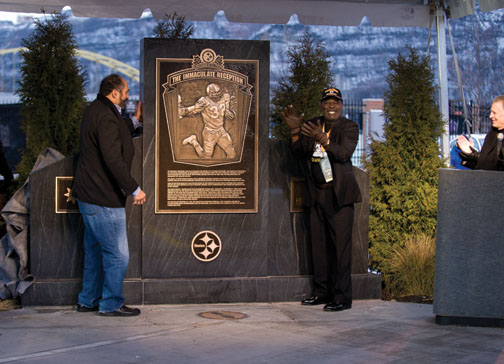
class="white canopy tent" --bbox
[0,0,501,25]
[1,0,503,160]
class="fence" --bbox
[347,99,493,168]
[342,99,364,167]
[1,99,490,171]
[449,100,491,138]
[0,103,24,172]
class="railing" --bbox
[0,95,21,104]
[449,100,491,138]
[4,100,488,170]
[342,99,364,168]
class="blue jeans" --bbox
[77,200,129,313]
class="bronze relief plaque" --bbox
[155,48,258,213]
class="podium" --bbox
[434,168,504,327]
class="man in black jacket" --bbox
[72,74,146,316]
[282,87,361,312]
[458,95,504,170]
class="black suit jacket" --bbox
[475,128,504,170]
[72,93,138,207]
[291,116,362,207]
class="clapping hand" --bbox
[280,105,303,134]
[301,120,328,145]
[457,135,475,154]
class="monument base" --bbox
[22,273,380,306]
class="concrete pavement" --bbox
[1,300,503,363]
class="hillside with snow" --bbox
[0,6,503,101]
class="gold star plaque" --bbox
[55,177,79,213]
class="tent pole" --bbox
[436,7,450,165]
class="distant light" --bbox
[359,16,370,26]
[287,14,300,25]
[61,6,74,17]
[214,10,228,23]
[140,9,153,19]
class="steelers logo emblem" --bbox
[200,48,216,64]
[191,230,222,262]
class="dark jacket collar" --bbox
[97,93,121,119]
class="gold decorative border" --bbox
[155,56,259,214]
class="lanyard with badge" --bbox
[311,123,333,183]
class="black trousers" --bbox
[309,187,354,304]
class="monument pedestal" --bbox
[23,138,380,306]
[434,169,504,327]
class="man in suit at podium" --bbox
[457,95,504,170]
[282,87,361,312]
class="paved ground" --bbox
[0,300,503,364]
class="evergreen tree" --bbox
[17,12,86,182]
[153,12,195,39]
[271,32,333,140]
[365,48,445,276]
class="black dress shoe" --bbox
[301,296,329,305]
[76,304,99,312]
[323,301,352,312]
[99,305,141,317]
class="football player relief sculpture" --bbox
[162,48,253,166]
[178,83,237,160]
